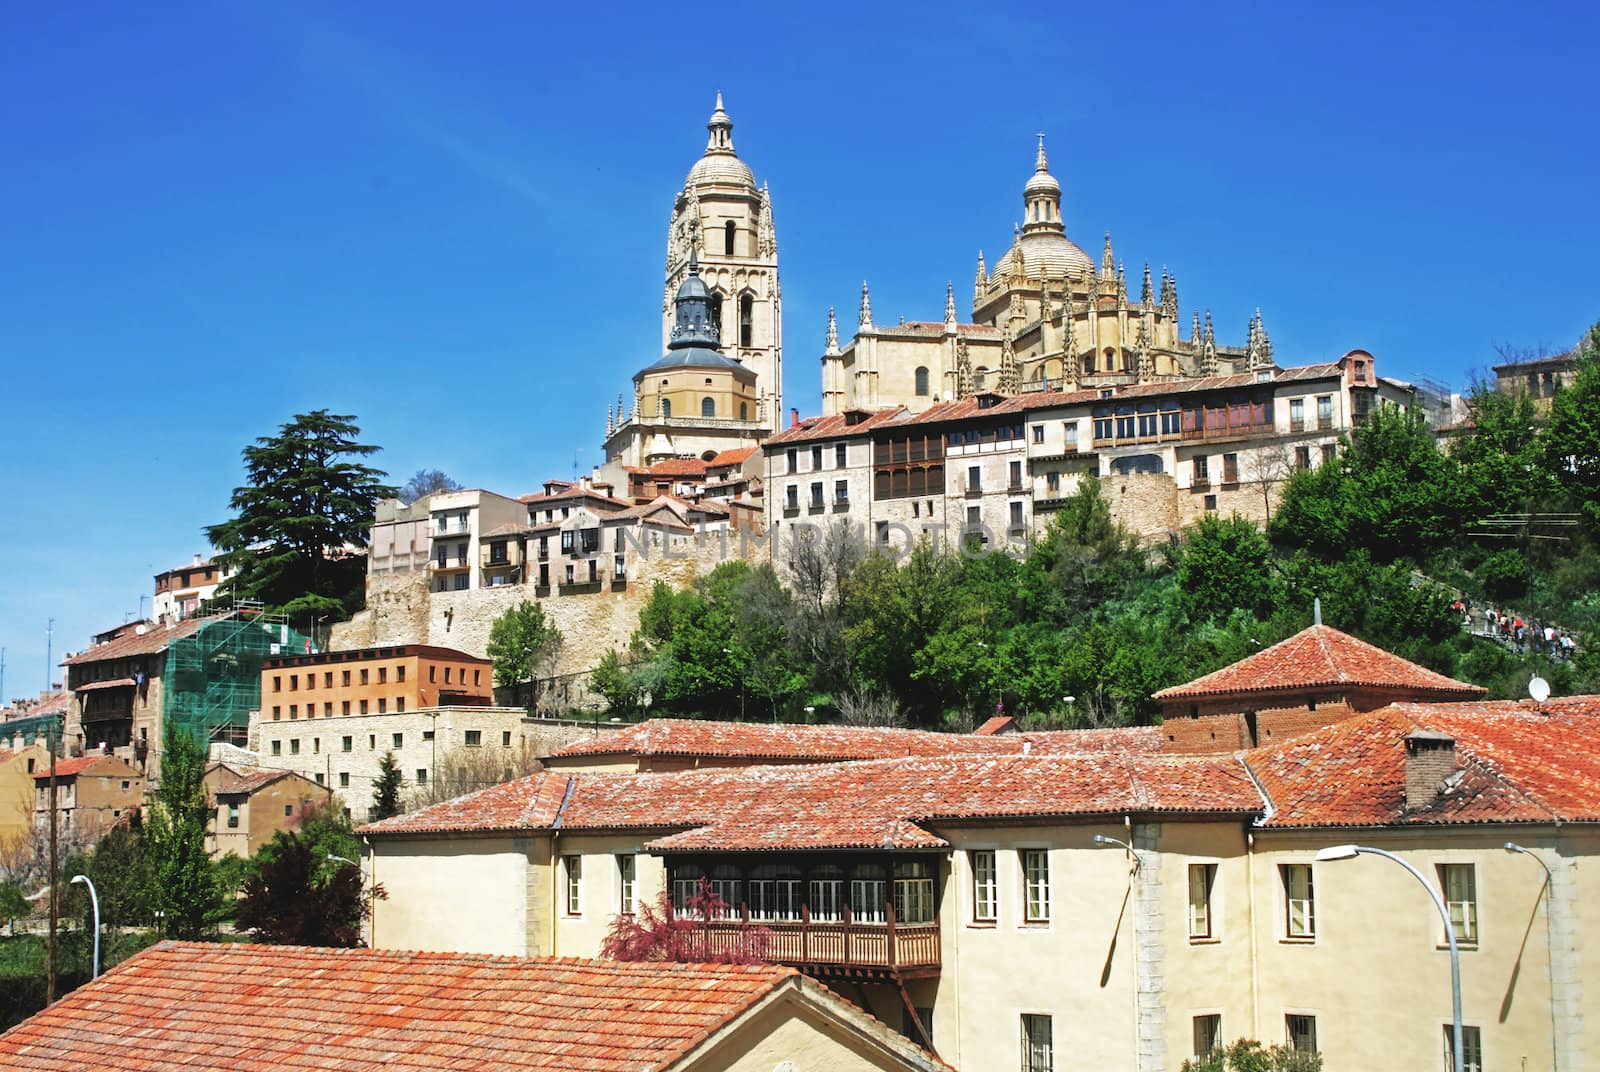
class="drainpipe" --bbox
[1125,813,1138,1070]
[1246,830,1260,1040]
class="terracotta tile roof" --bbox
[0,941,814,1071]
[973,715,1016,735]
[365,750,1255,850]
[4,692,71,719]
[73,677,138,692]
[708,447,757,467]
[205,763,306,795]
[518,486,633,509]
[1152,624,1484,702]
[1246,697,1600,827]
[545,718,1160,763]
[882,390,1082,427]
[763,408,907,446]
[31,756,112,781]
[62,616,208,667]
[640,457,709,477]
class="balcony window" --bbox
[748,865,803,921]
[1188,863,1216,938]
[1223,453,1239,484]
[1281,864,1314,938]
[810,482,824,509]
[850,863,888,924]
[1437,864,1478,944]
[1290,397,1305,430]
[707,865,741,917]
[785,485,799,510]
[894,861,935,924]
[809,865,845,922]
[1317,394,1334,429]
[834,479,849,504]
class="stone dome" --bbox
[686,152,756,189]
[993,234,1094,280]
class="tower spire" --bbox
[705,93,734,154]
[945,281,958,326]
[1141,262,1154,305]
[858,281,873,330]
[824,306,840,356]
[1035,132,1049,173]
[1101,231,1115,276]
[996,329,1020,394]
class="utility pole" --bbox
[1,646,7,706]
[46,721,58,1005]
[45,618,55,693]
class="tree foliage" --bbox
[206,410,395,625]
[486,601,563,705]
[371,751,403,821]
[398,468,462,505]
[1181,1038,1322,1072]
[144,726,221,939]
[235,832,369,946]
[601,877,769,964]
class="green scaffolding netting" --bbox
[163,612,312,747]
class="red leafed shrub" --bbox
[601,876,771,964]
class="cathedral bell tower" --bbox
[663,94,782,424]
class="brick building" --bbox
[259,645,493,725]
[203,762,331,859]
[32,755,143,838]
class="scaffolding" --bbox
[0,711,62,748]
[163,609,312,748]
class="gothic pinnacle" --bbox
[1102,231,1115,275]
[945,281,958,325]
[1141,262,1154,305]
[824,306,840,355]
[859,281,873,330]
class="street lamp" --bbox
[1091,833,1142,870]
[1504,842,1558,1072]
[69,875,99,979]
[1316,844,1463,1072]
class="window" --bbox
[339,772,350,788]
[1281,865,1314,938]
[810,481,824,508]
[323,702,332,717]
[809,866,844,921]
[359,700,369,715]
[1286,1014,1317,1053]
[785,485,799,510]
[1223,452,1240,484]
[360,668,369,685]
[341,736,352,753]
[396,697,405,713]
[396,665,406,682]
[617,854,636,915]
[1204,494,1218,513]
[1022,849,1050,923]
[1438,864,1478,944]
[369,735,376,750]
[564,855,582,914]
[1444,1025,1483,1072]
[835,443,848,467]
[502,731,512,747]
[724,219,735,255]
[422,730,434,742]
[1289,397,1305,429]
[893,861,935,923]
[1009,501,1024,528]
[453,573,469,591]
[1295,445,1311,471]
[1032,424,1044,444]
[272,675,281,693]
[1008,460,1022,488]
[289,739,300,755]
[1193,456,1209,484]
[289,674,298,692]
[416,769,427,785]
[739,293,754,347]
[1021,1014,1053,1072]
[786,448,797,473]
[1317,394,1334,427]
[1188,864,1216,938]
[967,465,981,493]
[749,865,804,921]
[226,803,240,829]
[377,698,386,714]
[971,850,997,922]
[701,396,715,417]
[377,667,387,684]
[835,479,849,504]
[289,704,299,720]
[465,730,482,748]
[313,738,320,754]
[915,366,930,396]
[323,671,333,688]
[1046,471,1060,492]
[284,805,293,817]
[271,740,281,756]
[342,669,352,686]
[1321,444,1337,465]
[1063,421,1078,448]
[849,864,887,924]
[341,701,351,715]
[392,733,404,748]
[1194,1015,1221,1059]
[271,706,281,721]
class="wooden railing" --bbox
[682,904,940,972]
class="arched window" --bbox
[739,293,754,348]
[710,293,724,335]
[975,367,989,391]
[914,366,929,396]
[1104,347,1116,371]
[701,396,715,417]
[724,220,736,256]
[740,401,749,420]
[660,398,671,418]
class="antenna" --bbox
[1528,675,1551,704]
[1,646,6,706]
[45,619,54,694]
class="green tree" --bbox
[84,823,156,928]
[235,833,368,946]
[372,752,403,821]
[206,410,395,628]
[144,726,221,939]
[1545,320,1600,527]
[1178,514,1281,625]
[0,883,29,934]
[591,649,644,715]
[486,601,563,708]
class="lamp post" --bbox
[1092,834,1142,1065]
[327,853,370,947]
[1316,844,1462,1072]
[1504,842,1558,1072]
[70,875,99,980]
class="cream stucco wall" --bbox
[688,993,938,1072]
[369,836,532,955]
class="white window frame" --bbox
[971,849,998,924]
[616,854,636,917]
[564,854,582,916]
[1021,849,1050,924]
[1281,863,1315,939]
[1443,1024,1483,1072]
[1188,862,1218,940]
[1437,863,1478,945]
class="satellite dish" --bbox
[1528,675,1551,703]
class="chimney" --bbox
[193,553,203,566]
[790,407,800,428]
[1403,730,1457,810]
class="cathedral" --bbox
[820,137,1275,416]
[601,95,781,483]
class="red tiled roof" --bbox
[763,408,907,446]
[708,447,757,466]
[0,942,815,1071]
[518,486,633,509]
[641,457,709,477]
[74,677,138,692]
[365,751,1256,849]
[1246,697,1600,827]
[1152,624,1484,702]
[31,756,113,781]
[62,616,208,666]
[545,718,1160,763]
[973,715,1016,735]
[882,390,1084,428]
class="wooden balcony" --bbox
[686,904,940,980]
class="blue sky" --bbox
[2,1,1596,698]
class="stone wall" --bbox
[1104,473,1180,543]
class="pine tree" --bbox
[372,752,403,821]
[206,410,395,628]
[145,725,220,939]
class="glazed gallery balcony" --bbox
[666,854,941,980]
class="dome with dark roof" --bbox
[637,249,753,377]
